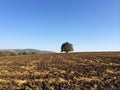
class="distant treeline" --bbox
[0,51,36,57]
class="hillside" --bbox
[0,52,120,90]
[0,49,55,56]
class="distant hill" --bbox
[16,49,54,53]
[0,49,55,56]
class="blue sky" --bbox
[0,0,120,52]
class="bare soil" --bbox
[0,52,120,90]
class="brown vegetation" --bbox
[0,52,120,90]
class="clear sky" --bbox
[0,0,120,52]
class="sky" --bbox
[0,0,120,52]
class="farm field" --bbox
[0,52,120,90]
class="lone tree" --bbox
[61,42,73,53]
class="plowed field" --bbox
[0,52,120,90]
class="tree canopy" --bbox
[61,42,73,53]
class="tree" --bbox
[0,52,4,57]
[18,53,22,55]
[31,52,36,54]
[61,42,73,53]
[0,52,6,57]
[10,52,16,56]
[23,52,27,55]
